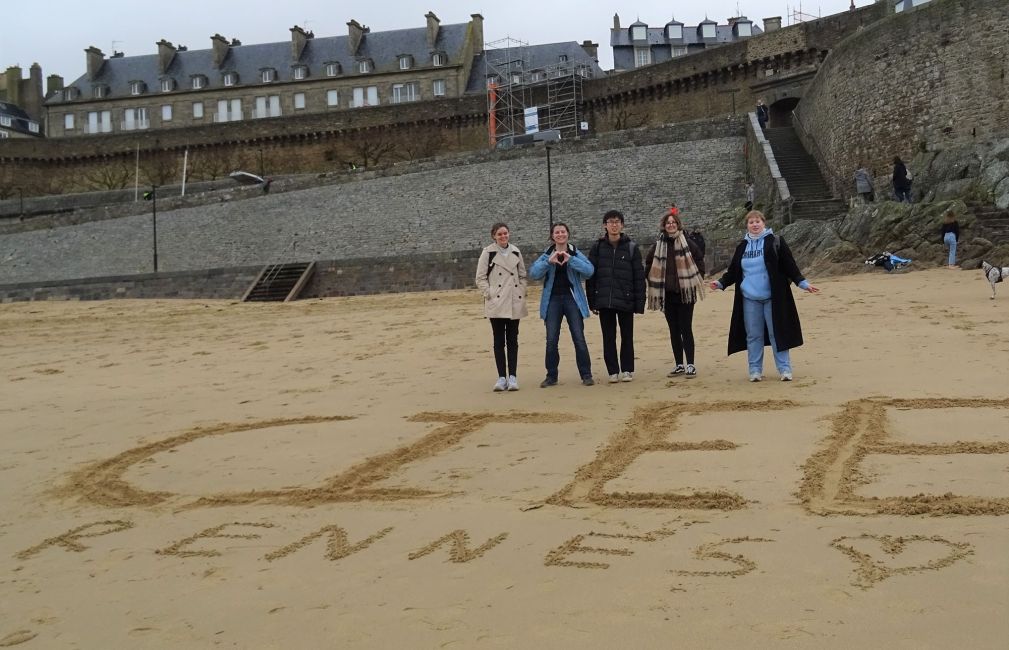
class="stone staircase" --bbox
[242,262,315,302]
[967,202,1009,242]
[765,126,847,221]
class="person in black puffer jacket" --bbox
[587,210,646,383]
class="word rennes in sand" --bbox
[64,399,1009,515]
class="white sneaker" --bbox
[749,373,763,382]
[507,375,519,391]
[685,364,697,378]
[668,364,686,377]
[493,377,507,392]
[608,374,620,383]
[620,371,633,382]
[780,372,793,382]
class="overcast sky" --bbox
[3,0,867,83]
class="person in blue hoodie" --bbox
[709,211,819,382]
[528,223,596,387]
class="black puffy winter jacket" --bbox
[586,234,646,313]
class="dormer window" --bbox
[700,22,717,39]
[130,81,147,96]
[28,121,40,133]
[191,75,207,90]
[631,25,647,41]
[0,116,11,127]
[160,78,175,92]
[325,62,341,77]
[261,68,276,83]
[576,65,591,78]
[92,84,109,99]
[358,59,373,74]
[65,87,79,100]
[223,72,238,86]
[398,55,413,70]
[558,54,568,62]
[666,24,683,40]
[531,70,546,82]
[734,21,752,37]
[292,66,308,80]
[432,52,446,66]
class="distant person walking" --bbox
[941,210,960,269]
[709,210,819,382]
[645,211,706,378]
[854,165,874,203]
[745,182,756,211]
[529,223,596,387]
[892,157,912,203]
[756,99,769,130]
[587,210,646,383]
[475,222,528,392]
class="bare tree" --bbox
[140,153,182,186]
[81,160,134,190]
[342,131,398,168]
[396,128,446,162]
[188,146,236,181]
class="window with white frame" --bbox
[631,25,647,40]
[0,131,8,139]
[0,116,11,127]
[325,62,340,77]
[326,89,339,106]
[399,56,412,70]
[293,66,307,80]
[432,79,446,96]
[667,24,683,40]
[294,92,306,109]
[558,54,568,62]
[391,82,419,103]
[671,46,688,57]
[701,23,716,38]
[351,86,378,107]
[123,107,150,130]
[65,87,79,100]
[92,85,107,99]
[192,102,204,119]
[223,72,237,86]
[192,76,205,90]
[736,22,752,37]
[531,71,545,82]
[261,69,276,83]
[160,78,174,92]
[357,60,372,74]
[130,81,146,95]
[28,122,39,133]
[634,48,652,68]
[432,52,446,66]
[215,98,243,122]
[64,113,75,130]
[87,110,112,133]
[576,65,591,78]
[254,95,281,118]
[161,105,173,121]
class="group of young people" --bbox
[475,209,819,391]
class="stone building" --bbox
[43,12,486,138]
[0,64,47,135]
[0,102,43,139]
[610,13,765,72]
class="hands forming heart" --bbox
[551,250,569,265]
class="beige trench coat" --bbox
[475,243,529,320]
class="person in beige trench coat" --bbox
[476,222,529,392]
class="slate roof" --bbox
[0,101,42,136]
[48,22,472,104]
[611,20,762,47]
[464,42,605,93]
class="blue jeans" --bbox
[742,297,790,376]
[944,232,957,266]
[544,293,592,380]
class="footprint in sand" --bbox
[0,630,38,647]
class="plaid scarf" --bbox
[647,232,705,311]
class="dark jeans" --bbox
[598,308,635,375]
[490,318,519,377]
[663,294,695,365]
[544,293,592,381]
[895,187,912,203]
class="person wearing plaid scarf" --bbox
[645,212,706,378]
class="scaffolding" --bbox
[485,37,591,148]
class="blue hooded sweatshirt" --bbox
[740,229,773,300]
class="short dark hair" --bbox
[490,222,509,237]
[603,210,624,224]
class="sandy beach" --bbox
[1,266,1007,648]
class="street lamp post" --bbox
[150,185,158,272]
[16,188,24,217]
[546,144,554,231]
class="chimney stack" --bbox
[581,41,599,62]
[291,26,309,60]
[46,74,65,96]
[469,14,484,52]
[85,46,105,80]
[763,17,782,32]
[157,39,177,74]
[425,12,441,48]
[613,14,621,30]
[347,20,365,54]
[211,34,230,68]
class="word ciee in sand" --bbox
[18,398,1009,590]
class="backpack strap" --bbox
[485,251,497,281]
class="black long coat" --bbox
[716,234,807,356]
[586,234,646,313]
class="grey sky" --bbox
[2,0,866,83]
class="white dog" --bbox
[981,261,1008,300]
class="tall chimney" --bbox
[157,39,177,74]
[613,13,621,30]
[347,20,365,54]
[85,46,105,81]
[425,12,441,48]
[46,74,64,96]
[291,26,309,60]
[763,17,782,32]
[581,40,599,62]
[4,66,22,105]
[469,14,484,52]
[211,34,230,68]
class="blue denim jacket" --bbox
[528,246,595,320]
